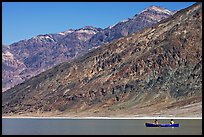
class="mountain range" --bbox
[2,5,175,92]
[2,3,202,117]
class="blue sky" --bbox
[2,2,196,45]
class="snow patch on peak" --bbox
[59,29,75,35]
[36,35,50,40]
[81,26,96,30]
[59,32,66,35]
[75,26,101,35]
[32,35,55,42]
[108,23,117,29]
[76,29,97,35]
[140,5,172,15]
[78,26,102,32]
[44,36,51,39]
[108,18,129,29]
[121,19,129,23]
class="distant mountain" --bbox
[2,6,174,92]
[2,26,102,92]
[2,3,202,117]
[88,5,173,47]
[2,46,26,92]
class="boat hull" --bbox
[145,123,179,127]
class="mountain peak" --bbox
[141,5,172,15]
[81,26,96,29]
[59,29,75,35]
[78,26,102,31]
[75,26,102,34]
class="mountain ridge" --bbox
[2,5,174,92]
[2,3,202,117]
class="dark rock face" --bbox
[2,6,173,92]
[2,3,202,116]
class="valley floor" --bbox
[2,100,202,118]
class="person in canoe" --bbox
[170,119,174,124]
[154,119,159,125]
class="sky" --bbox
[2,2,196,45]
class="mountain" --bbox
[2,26,102,92]
[2,46,26,92]
[87,5,173,47]
[2,6,174,92]
[2,3,202,117]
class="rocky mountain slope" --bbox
[2,6,173,92]
[2,26,102,92]
[2,3,202,117]
[2,47,26,92]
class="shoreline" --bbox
[2,116,202,119]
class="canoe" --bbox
[145,123,179,127]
